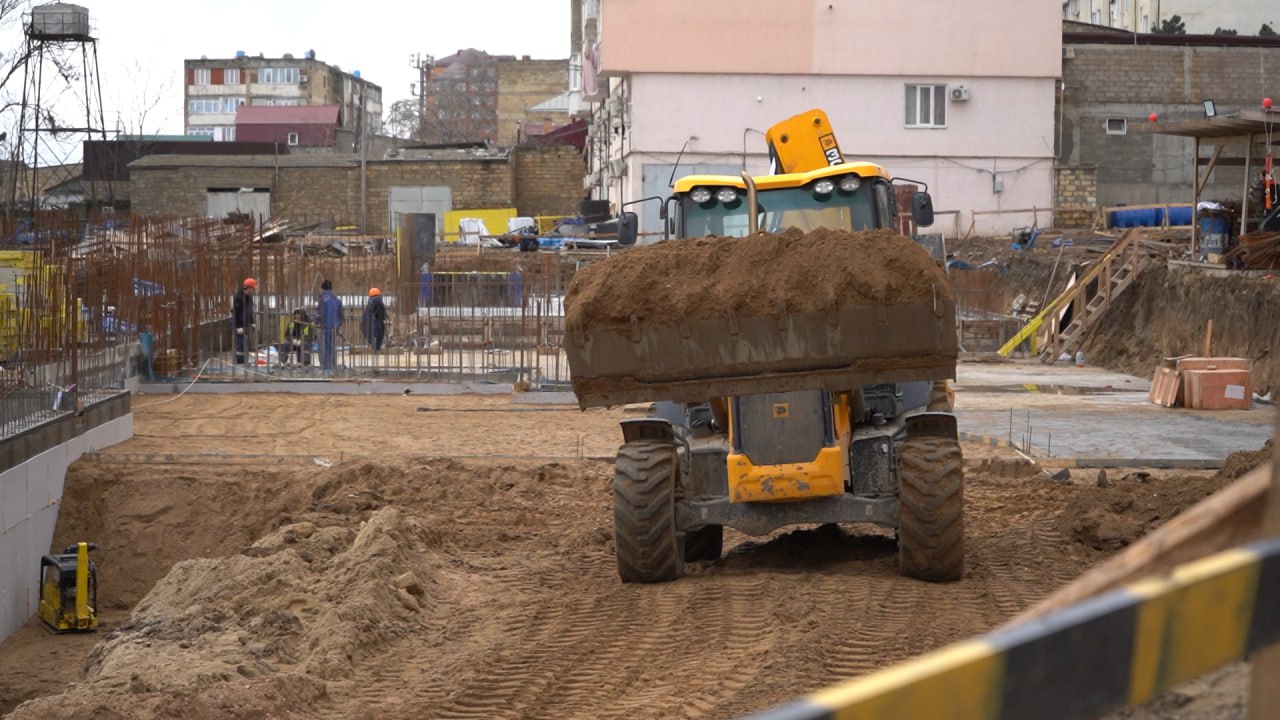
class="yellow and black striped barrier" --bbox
[741,535,1280,720]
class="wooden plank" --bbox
[1247,411,1280,720]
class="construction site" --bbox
[1,1,1280,719]
[0,146,1277,719]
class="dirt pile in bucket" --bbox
[566,227,952,331]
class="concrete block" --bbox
[1,463,27,532]
[0,519,35,642]
[26,447,57,512]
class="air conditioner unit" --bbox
[603,96,620,117]
[299,73,309,83]
[950,86,970,102]
[608,158,627,179]
[583,170,600,190]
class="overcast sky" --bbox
[4,0,572,158]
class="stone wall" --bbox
[132,166,277,217]
[131,151,588,232]
[1060,41,1280,207]
[1054,166,1098,228]
[513,146,585,217]
[497,58,570,146]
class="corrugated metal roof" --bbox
[530,91,572,113]
[236,105,341,125]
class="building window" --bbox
[905,84,947,128]
[259,67,300,84]
[287,132,299,146]
[224,97,246,113]
[224,68,240,85]
[221,126,236,141]
[188,126,215,137]
[1105,118,1128,135]
[193,67,211,85]
[188,98,224,114]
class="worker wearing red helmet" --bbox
[233,277,258,364]
[361,287,388,352]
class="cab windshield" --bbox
[682,183,882,238]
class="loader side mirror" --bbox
[911,192,935,228]
[618,212,639,247]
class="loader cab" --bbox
[668,164,912,240]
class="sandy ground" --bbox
[0,393,1259,719]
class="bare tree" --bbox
[384,98,421,140]
[101,60,178,209]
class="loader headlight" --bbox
[690,187,713,203]
[715,188,739,203]
[839,175,862,192]
[813,179,836,196]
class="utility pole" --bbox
[359,80,367,233]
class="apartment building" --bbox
[184,52,383,142]
[1063,1,1276,34]
[418,49,570,146]
[589,0,1062,236]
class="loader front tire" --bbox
[897,435,965,582]
[614,440,683,583]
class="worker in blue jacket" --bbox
[316,279,343,371]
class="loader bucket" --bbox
[564,228,958,409]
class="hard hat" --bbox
[243,278,258,289]
[369,287,381,296]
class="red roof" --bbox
[235,105,341,125]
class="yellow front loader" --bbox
[566,110,963,584]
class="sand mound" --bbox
[1060,471,1227,550]
[1216,439,1272,480]
[566,227,951,330]
[12,507,448,719]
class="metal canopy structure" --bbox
[1135,108,1280,254]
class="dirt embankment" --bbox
[2,447,1228,720]
[1083,263,1280,395]
[566,228,952,330]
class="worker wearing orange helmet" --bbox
[232,277,258,364]
[361,287,388,352]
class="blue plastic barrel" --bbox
[1199,215,1229,254]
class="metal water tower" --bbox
[10,2,109,217]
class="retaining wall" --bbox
[0,392,132,642]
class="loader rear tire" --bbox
[684,525,723,562]
[897,435,964,582]
[614,440,683,583]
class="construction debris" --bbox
[1225,231,1280,270]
